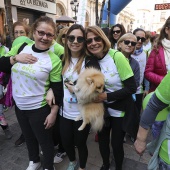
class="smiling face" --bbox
[33,22,54,50]
[86,32,104,58]
[112,26,121,40]
[119,36,137,57]
[67,29,84,57]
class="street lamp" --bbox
[70,0,79,20]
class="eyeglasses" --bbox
[62,34,66,38]
[36,29,54,39]
[123,40,137,46]
[14,31,26,35]
[113,30,121,34]
[86,36,102,45]
[67,35,85,43]
[136,36,146,42]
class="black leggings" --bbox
[15,105,54,170]
[98,117,125,170]
[59,115,90,169]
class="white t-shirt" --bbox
[12,45,62,110]
[60,57,85,120]
[99,49,134,117]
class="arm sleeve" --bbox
[140,93,168,129]
[107,76,137,101]
[132,60,140,88]
[50,81,63,106]
[85,56,101,70]
[0,56,12,73]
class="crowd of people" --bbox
[0,15,170,170]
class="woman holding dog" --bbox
[56,24,100,170]
[85,26,137,170]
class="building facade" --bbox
[56,0,103,27]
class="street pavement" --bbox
[0,107,151,170]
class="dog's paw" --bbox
[78,127,83,131]
[75,117,79,121]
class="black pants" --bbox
[98,117,125,170]
[15,105,54,170]
[52,114,65,152]
[59,115,90,169]
[135,93,143,114]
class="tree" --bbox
[99,0,106,27]
[4,0,14,42]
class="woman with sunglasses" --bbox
[109,24,126,49]
[117,33,140,93]
[85,26,137,170]
[0,16,62,170]
[54,24,100,170]
[131,28,147,115]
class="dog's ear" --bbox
[86,77,93,85]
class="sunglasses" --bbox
[86,36,102,45]
[136,36,146,42]
[124,40,137,47]
[36,29,54,39]
[62,34,66,38]
[67,35,85,43]
[113,30,121,34]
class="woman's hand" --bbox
[134,126,149,155]
[16,53,37,64]
[134,138,146,155]
[44,105,58,129]
[94,92,107,102]
[46,88,55,107]
[65,83,74,94]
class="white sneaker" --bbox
[53,151,66,163]
[26,161,41,170]
[44,166,56,170]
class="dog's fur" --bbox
[74,67,105,132]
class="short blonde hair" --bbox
[117,33,137,53]
[85,26,111,56]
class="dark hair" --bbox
[133,28,146,36]
[31,16,56,39]
[102,27,110,37]
[62,24,86,74]
[13,21,30,36]
[156,16,170,49]
[109,24,126,48]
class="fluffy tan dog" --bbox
[74,67,105,132]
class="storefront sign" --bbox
[12,0,56,14]
[155,3,170,10]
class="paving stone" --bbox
[0,107,151,170]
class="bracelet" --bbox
[12,56,17,63]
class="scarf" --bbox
[133,47,143,56]
[162,38,170,71]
